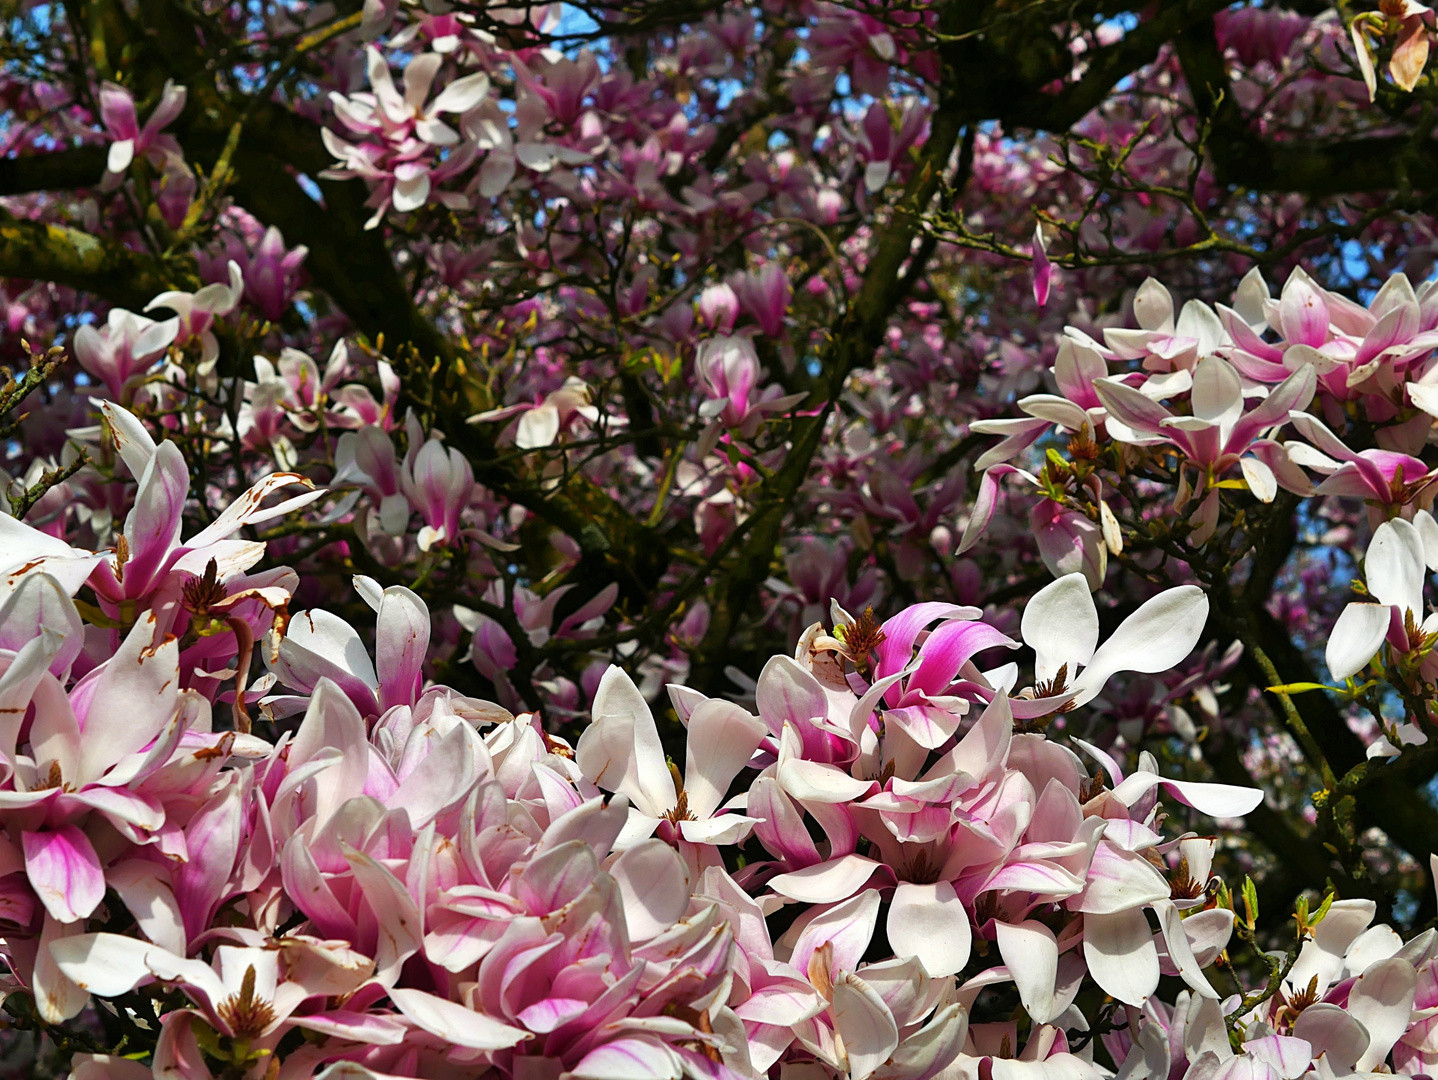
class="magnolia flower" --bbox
[237,225,309,321]
[98,80,186,177]
[400,436,474,551]
[324,49,490,224]
[732,262,793,338]
[1326,515,1438,681]
[72,307,179,401]
[577,665,768,850]
[264,576,430,718]
[145,261,245,372]
[1287,410,1438,520]
[468,376,600,450]
[1103,277,1226,373]
[695,336,805,453]
[1093,356,1316,503]
[1020,573,1212,707]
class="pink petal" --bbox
[24,826,105,924]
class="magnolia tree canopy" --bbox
[4,0,1438,1077]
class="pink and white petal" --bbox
[0,573,84,677]
[1077,843,1170,914]
[768,855,884,904]
[375,584,430,713]
[1152,899,1219,999]
[887,880,971,978]
[286,678,373,830]
[516,996,591,1033]
[1243,1035,1313,1080]
[778,758,873,803]
[34,916,92,1022]
[994,920,1061,1023]
[576,666,676,818]
[77,611,180,783]
[1291,1004,1370,1074]
[609,839,690,941]
[906,619,1018,700]
[1161,909,1235,970]
[107,861,186,955]
[24,826,105,923]
[48,932,157,997]
[938,691,1014,782]
[568,1038,684,1080]
[120,441,189,594]
[958,465,1024,553]
[885,1001,968,1080]
[343,844,423,984]
[289,1010,408,1045]
[677,813,760,846]
[1348,957,1417,1072]
[389,723,477,828]
[151,1010,213,1080]
[185,473,323,548]
[61,786,164,834]
[753,655,834,730]
[874,603,982,678]
[791,888,881,978]
[683,699,767,820]
[388,987,530,1050]
[1092,377,1173,435]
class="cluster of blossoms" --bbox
[10,0,1438,1075]
[11,397,1438,1078]
[0,398,1287,1079]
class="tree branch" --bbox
[0,210,175,308]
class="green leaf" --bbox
[1265,682,1334,695]
[1241,876,1259,929]
[1311,888,1335,927]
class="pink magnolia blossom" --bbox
[400,436,475,551]
[72,308,179,402]
[98,80,186,177]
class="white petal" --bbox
[886,881,971,977]
[1083,908,1159,1006]
[1109,771,1262,818]
[107,139,135,174]
[609,839,690,941]
[1152,899,1218,999]
[683,699,766,820]
[994,919,1060,1023]
[1022,574,1099,685]
[767,855,880,904]
[1291,1004,1370,1073]
[388,987,529,1049]
[1326,603,1392,681]
[1071,586,1209,705]
[832,973,900,1080]
[576,666,675,817]
[1365,518,1426,616]
[49,933,178,998]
